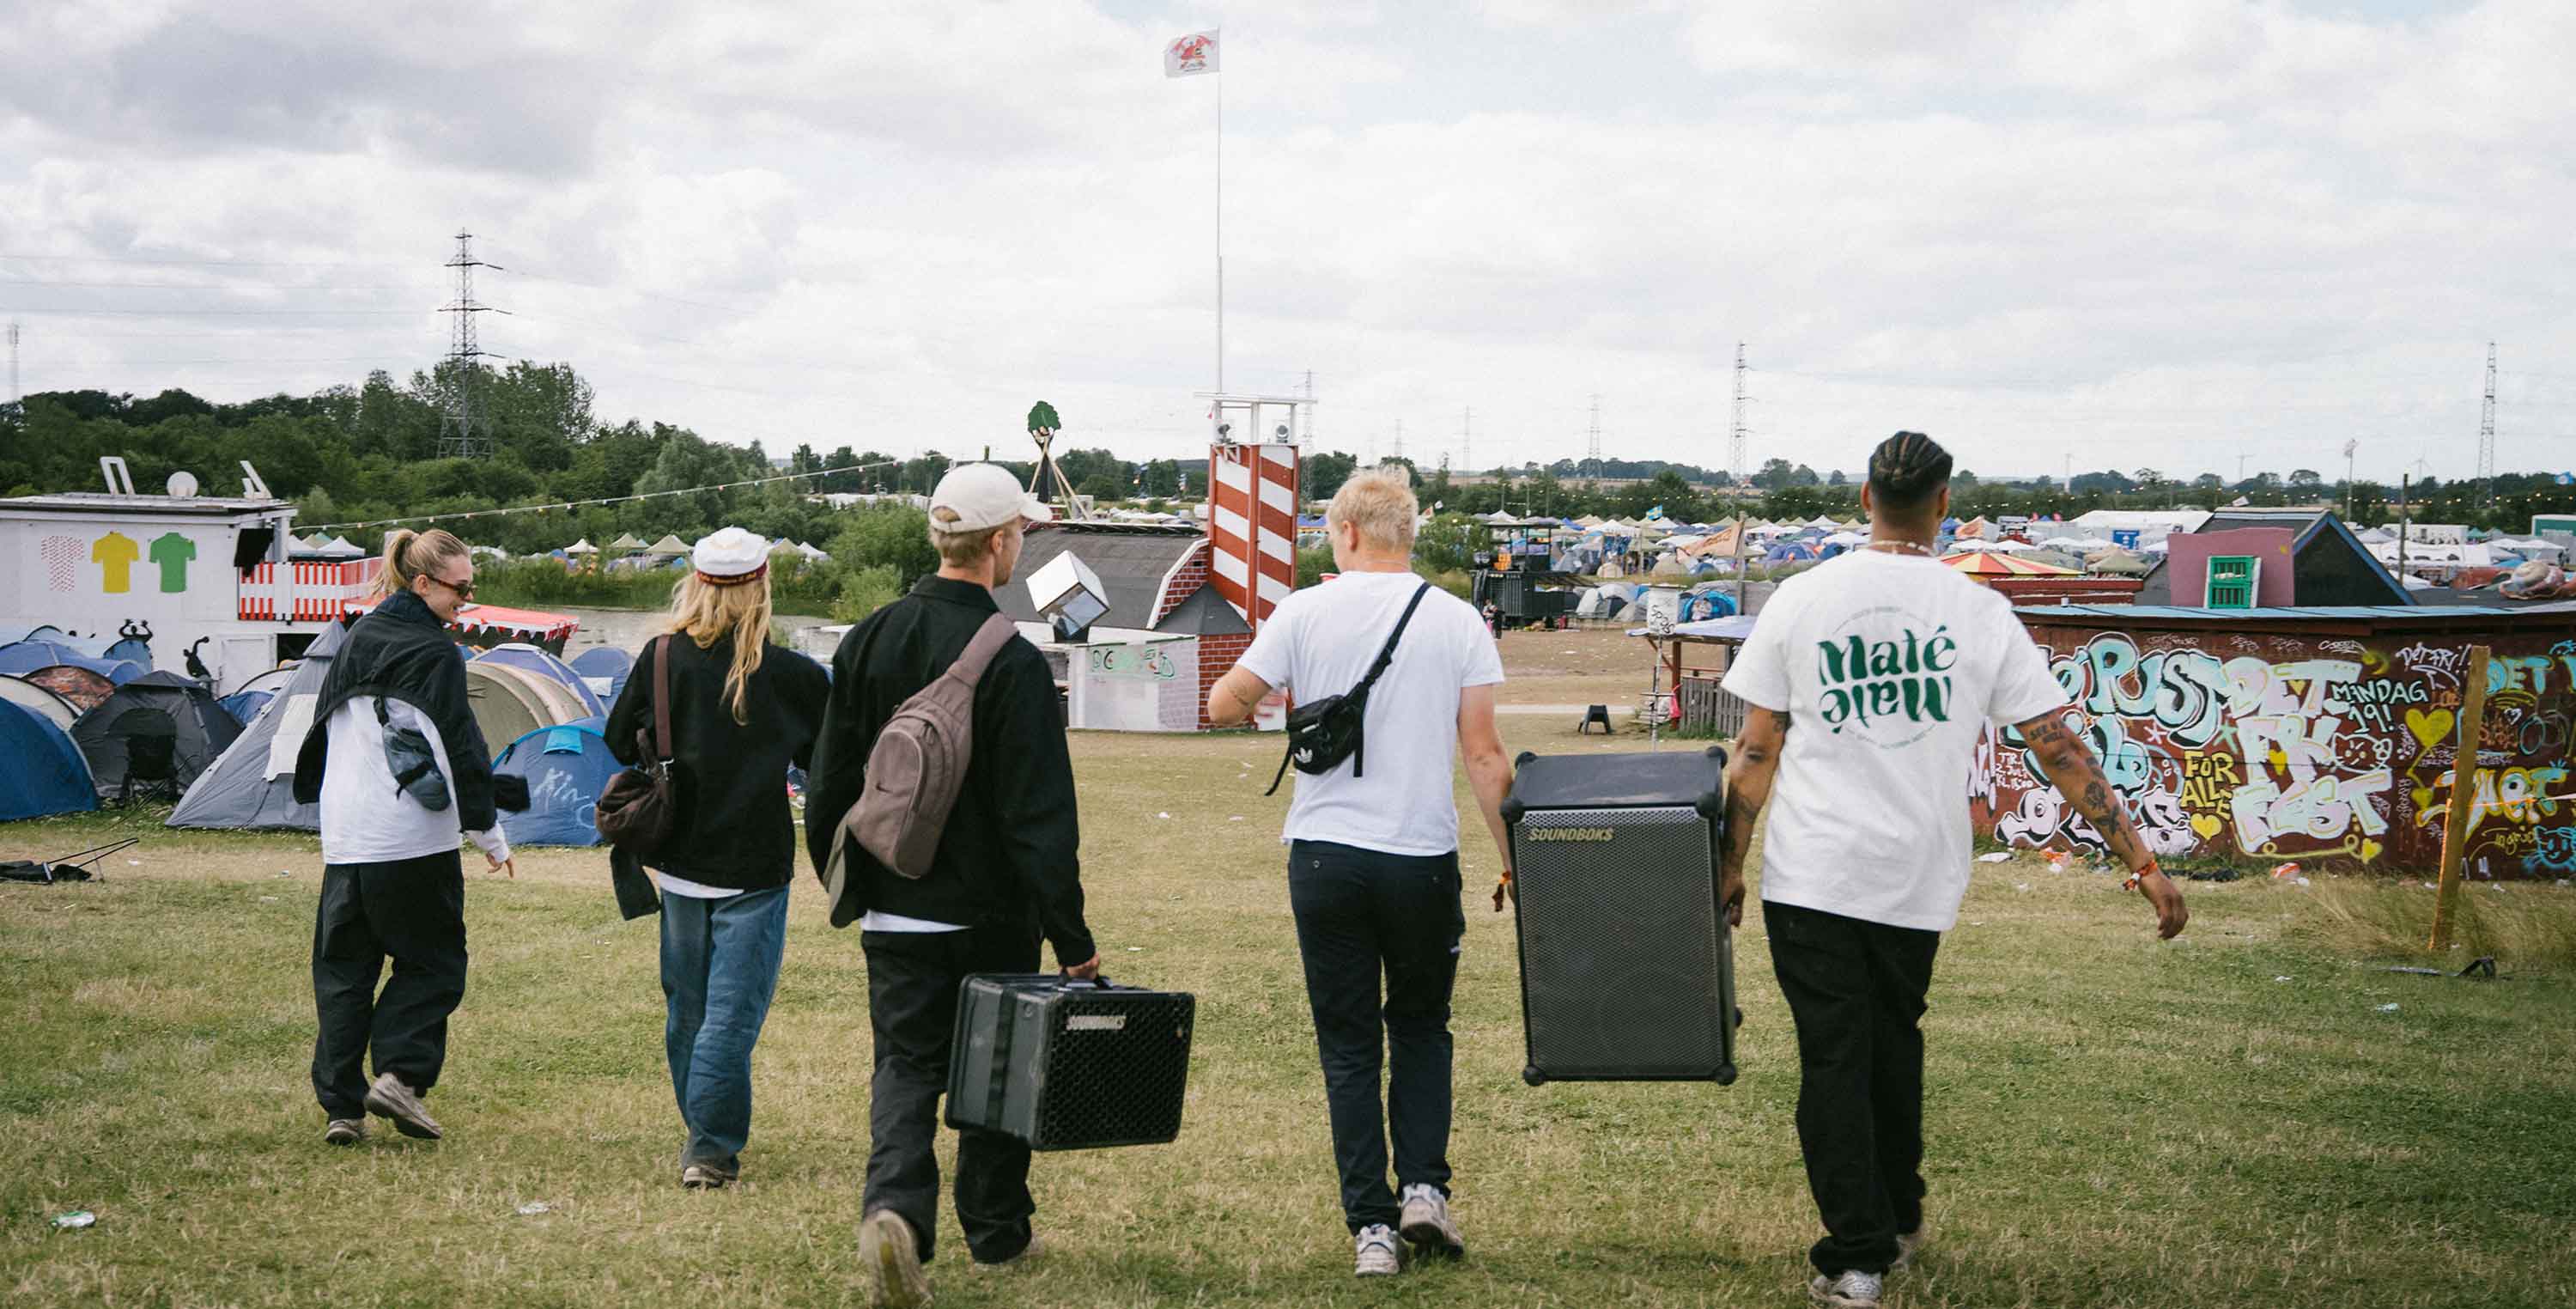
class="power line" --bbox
[300,459,904,532]
[436,231,505,460]
[2477,340,2498,505]
[1729,342,1750,483]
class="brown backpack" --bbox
[823,612,1020,926]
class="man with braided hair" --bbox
[1718,431,2187,1308]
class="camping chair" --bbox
[0,837,137,884]
[110,708,179,804]
[1577,704,1614,735]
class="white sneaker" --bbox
[860,1209,932,1308]
[1353,1223,1404,1276]
[1398,1184,1465,1258]
[1810,1270,1883,1307]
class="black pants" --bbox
[860,926,1041,1265]
[1765,900,1941,1278]
[311,850,469,1119]
[1288,840,1465,1233]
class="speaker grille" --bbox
[1513,804,1733,1080]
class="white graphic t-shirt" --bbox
[1722,550,2069,931]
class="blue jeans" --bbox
[659,885,789,1168]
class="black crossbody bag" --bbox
[1265,581,1432,796]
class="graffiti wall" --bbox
[1066,636,1202,733]
[1971,621,2576,878]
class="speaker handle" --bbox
[1060,971,1112,989]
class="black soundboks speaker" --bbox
[945,974,1196,1150]
[1503,746,1740,1086]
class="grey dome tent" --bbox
[71,671,242,802]
[167,621,343,831]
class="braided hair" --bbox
[1866,430,1953,515]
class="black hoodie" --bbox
[292,589,499,835]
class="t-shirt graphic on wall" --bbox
[42,536,82,593]
[91,532,140,594]
[1815,605,1957,748]
[148,532,196,593]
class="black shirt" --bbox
[805,576,1095,965]
[606,630,830,892]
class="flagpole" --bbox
[1215,33,1224,398]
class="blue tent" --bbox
[0,640,144,685]
[568,647,634,705]
[492,723,621,846]
[103,636,154,667]
[0,699,98,821]
[474,643,605,716]
[217,689,274,726]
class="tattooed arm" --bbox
[2013,710,2189,939]
[1717,706,1791,928]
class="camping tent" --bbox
[19,665,119,715]
[568,647,635,704]
[232,665,299,699]
[0,699,97,821]
[217,689,274,726]
[167,620,345,831]
[70,671,242,801]
[610,533,648,551]
[490,722,623,846]
[473,644,605,716]
[0,640,144,685]
[0,674,81,734]
[1941,551,2077,576]
[565,539,599,557]
[103,633,154,667]
[463,661,580,753]
[644,534,690,557]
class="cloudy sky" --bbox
[4,0,2570,484]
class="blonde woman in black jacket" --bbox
[606,527,829,1189]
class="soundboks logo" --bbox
[1066,1014,1127,1032]
[1529,827,1615,843]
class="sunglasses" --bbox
[426,572,475,600]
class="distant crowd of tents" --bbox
[2,621,661,851]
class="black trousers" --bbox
[1765,900,1941,1278]
[1287,840,1465,1233]
[860,926,1041,1265]
[311,850,469,1119]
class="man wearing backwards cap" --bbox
[805,463,1101,1309]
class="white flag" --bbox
[1164,30,1218,77]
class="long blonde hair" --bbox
[665,570,772,725]
[369,528,471,600]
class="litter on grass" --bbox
[2275,976,2293,983]
[2271,862,2301,878]
[52,1211,95,1229]
[1976,852,2012,864]
[2376,1003,2401,1013]
[516,1202,554,1216]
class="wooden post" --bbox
[2427,644,2492,953]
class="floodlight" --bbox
[1027,550,1109,643]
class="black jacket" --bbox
[805,576,1095,965]
[293,590,497,832]
[606,630,829,892]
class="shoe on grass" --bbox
[323,1118,367,1147]
[680,1161,738,1190]
[1354,1223,1404,1276]
[1893,1221,1928,1270]
[361,1073,441,1140]
[971,1233,1043,1271]
[1810,1270,1883,1307]
[860,1209,931,1309]
[1398,1184,1464,1259]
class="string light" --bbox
[301,460,908,532]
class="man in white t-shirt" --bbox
[1719,432,2188,1309]
[1207,466,1513,1279]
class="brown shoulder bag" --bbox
[597,635,681,855]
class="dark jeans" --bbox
[1287,840,1465,1233]
[1765,900,1941,1277]
[660,885,789,1169]
[860,926,1042,1265]
[311,850,468,1119]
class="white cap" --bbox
[691,526,770,584]
[931,463,1053,533]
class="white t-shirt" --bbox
[1721,550,2069,932]
[319,698,512,867]
[1237,569,1506,857]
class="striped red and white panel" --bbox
[1207,441,1298,630]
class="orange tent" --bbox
[1941,550,2078,576]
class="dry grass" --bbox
[4,728,2575,1308]
[2292,874,2576,972]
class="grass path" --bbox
[4,726,2573,1307]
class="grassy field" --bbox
[6,708,2575,1308]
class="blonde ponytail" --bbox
[368,527,471,600]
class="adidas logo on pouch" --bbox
[1066,1014,1128,1032]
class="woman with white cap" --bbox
[606,526,831,1189]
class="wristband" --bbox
[2124,858,2159,892]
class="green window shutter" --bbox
[2205,555,2257,609]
